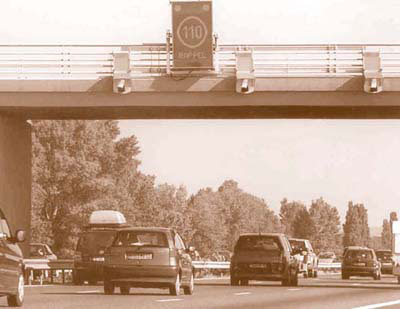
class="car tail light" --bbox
[169,250,177,266]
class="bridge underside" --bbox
[1,91,400,119]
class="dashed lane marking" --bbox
[234,292,251,296]
[288,288,301,291]
[76,290,101,294]
[156,299,183,302]
[352,299,400,309]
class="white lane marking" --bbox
[288,288,301,291]
[352,283,361,286]
[195,277,228,281]
[353,299,400,309]
[234,292,251,296]
[25,285,53,288]
[156,299,183,302]
[76,290,101,294]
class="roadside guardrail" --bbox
[24,259,74,285]
[23,259,342,285]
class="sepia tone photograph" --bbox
[1,0,400,308]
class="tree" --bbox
[342,201,370,247]
[308,198,341,252]
[293,207,315,240]
[217,180,281,251]
[279,199,306,237]
[381,219,391,249]
[184,188,227,256]
[31,120,142,257]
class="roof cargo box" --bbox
[89,210,127,226]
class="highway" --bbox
[2,274,400,309]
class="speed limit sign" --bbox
[171,1,213,69]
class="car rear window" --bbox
[319,252,335,259]
[114,231,169,248]
[346,250,373,259]
[235,236,282,252]
[289,240,306,252]
[376,251,392,260]
[30,245,51,257]
[77,231,117,253]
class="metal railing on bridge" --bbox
[1,44,400,80]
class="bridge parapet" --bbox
[1,44,400,93]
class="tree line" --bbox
[31,120,396,258]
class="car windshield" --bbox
[346,250,372,259]
[114,231,168,247]
[289,240,306,252]
[30,244,51,257]
[77,231,116,254]
[376,251,392,261]
[235,236,282,251]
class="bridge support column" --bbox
[0,115,31,256]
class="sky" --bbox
[2,0,400,228]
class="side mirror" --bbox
[14,230,26,243]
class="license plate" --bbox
[92,257,104,262]
[353,262,365,266]
[249,264,267,268]
[126,253,153,260]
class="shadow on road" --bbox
[196,280,400,291]
[40,292,169,296]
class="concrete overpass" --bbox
[1,43,400,253]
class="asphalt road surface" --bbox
[2,274,400,309]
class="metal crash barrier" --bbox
[23,259,342,285]
[23,259,74,285]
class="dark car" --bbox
[375,249,393,274]
[341,247,381,280]
[103,227,195,296]
[230,233,299,286]
[0,208,26,307]
[73,210,130,285]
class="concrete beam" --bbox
[0,116,31,256]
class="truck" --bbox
[391,221,400,283]
[289,238,319,278]
[73,210,130,285]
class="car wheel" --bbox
[341,272,349,280]
[230,273,239,286]
[73,271,83,285]
[183,273,194,295]
[88,279,97,285]
[170,274,181,296]
[282,271,291,286]
[104,280,115,295]
[7,274,24,307]
[308,270,313,278]
[120,286,130,295]
[313,270,318,278]
[291,271,299,287]
[240,279,249,286]
[303,272,308,278]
